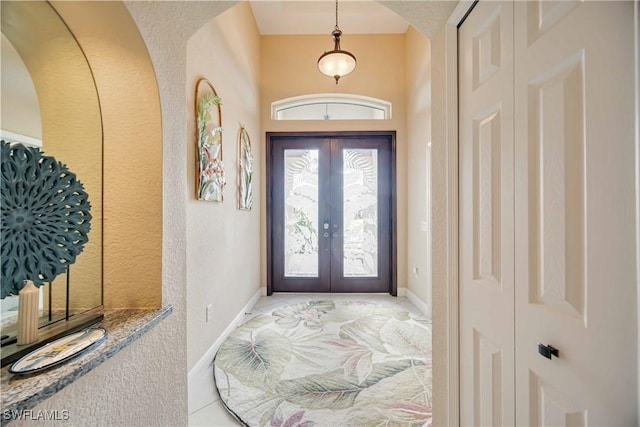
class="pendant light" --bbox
[317,0,356,84]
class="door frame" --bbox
[437,1,476,426]
[266,131,397,296]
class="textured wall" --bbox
[2,0,103,312]
[10,324,180,427]
[11,2,177,426]
[429,24,450,427]
[52,0,162,310]
[186,2,262,371]
[405,26,432,311]
[260,33,408,292]
[380,1,457,39]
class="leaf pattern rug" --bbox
[213,300,432,427]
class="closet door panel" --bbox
[514,1,637,424]
[459,2,515,425]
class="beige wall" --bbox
[260,33,408,292]
[52,1,162,310]
[13,2,172,426]
[2,1,103,311]
[186,2,262,371]
[405,26,432,311]
[429,23,453,427]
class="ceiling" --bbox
[249,1,410,35]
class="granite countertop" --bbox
[0,306,172,417]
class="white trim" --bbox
[187,288,261,387]
[397,287,407,297]
[407,288,431,318]
[635,1,640,421]
[0,129,42,147]
[445,20,461,427]
[441,2,474,426]
[271,93,392,120]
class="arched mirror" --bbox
[1,0,103,364]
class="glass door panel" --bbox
[284,149,319,277]
[343,149,378,277]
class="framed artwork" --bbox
[195,78,225,202]
[238,126,253,210]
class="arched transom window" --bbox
[271,94,392,121]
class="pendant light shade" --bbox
[317,1,356,84]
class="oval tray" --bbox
[9,327,106,374]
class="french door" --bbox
[267,132,396,294]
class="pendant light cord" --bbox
[335,0,339,30]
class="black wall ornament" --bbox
[1,141,92,298]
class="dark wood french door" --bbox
[267,131,396,294]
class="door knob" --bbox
[538,343,559,360]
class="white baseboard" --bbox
[397,287,407,297]
[260,286,267,296]
[407,288,431,318]
[188,288,261,384]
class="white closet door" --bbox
[514,1,637,425]
[459,2,515,425]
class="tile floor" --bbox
[188,293,427,427]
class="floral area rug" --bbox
[213,300,432,427]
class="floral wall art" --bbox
[237,125,253,210]
[195,78,225,202]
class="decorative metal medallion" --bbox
[1,141,92,298]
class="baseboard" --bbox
[407,288,431,318]
[397,287,407,297]
[188,288,261,384]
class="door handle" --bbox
[538,343,559,360]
